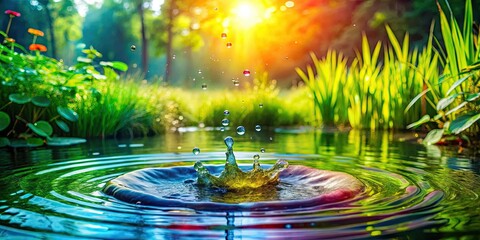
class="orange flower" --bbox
[28,28,44,37]
[5,38,15,43]
[29,44,47,52]
[5,10,21,17]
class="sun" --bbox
[232,2,264,28]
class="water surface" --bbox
[0,130,479,239]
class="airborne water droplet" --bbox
[224,110,230,116]
[260,148,265,153]
[192,147,200,155]
[224,136,234,149]
[253,154,260,160]
[220,127,225,132]
[221,32,227,39]
[172,54,176,60]
[236,126,245,135]
[243,69,251,76]
[226,42,232,48]
[221,118,230,126]
[233,80,240,86]
[255,125,261,132]
[259,103,264,108]
[201,83,207,90]
[130,45,136,51]
[198,69,202,74]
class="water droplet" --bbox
[221,118,230,126]
[243,69,251,76]
[135,201,142,205]
[226,42,232,48]
[269,137,273,141]
[236,126,245,135]
[172,54,176,60]
[255,125,261,132]
[130,45,136,51]
[192,147,200,155]
[192,78,196,81]
[224,110,230,116]
[259,103,264,108]
[233,80,240,86]
[220,127,225,132]
[224,136,234,149]
[221,32,227,39]
[253,154,260,160]
[285,224,292,229]
[201,83,207,90]
[260,148,265,153]
[198,69,202,74]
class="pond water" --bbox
[0,129,479,239]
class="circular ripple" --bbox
[103,165,365,211]
[0,152,446,239]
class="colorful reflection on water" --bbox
[0,130,479,239]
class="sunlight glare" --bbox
[232,2,264,28]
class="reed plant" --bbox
[296,51,349,127]
[406,0,480,144]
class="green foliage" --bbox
[406,0,480,144]
[296,51,349,127]
[297,27,438,130]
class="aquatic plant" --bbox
[406,0,480,144]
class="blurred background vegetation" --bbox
[1,0,478,86]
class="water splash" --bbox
[194,136,289,191]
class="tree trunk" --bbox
[164,0,175,84]
[138,1,148,75]
[45,2,57,59]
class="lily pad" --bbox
[0,137,10,147]
[27,122,52,138]
[57,106,79,122]
[27,138,44,147]
[46,137,86,146]
[0,111,11,131]
[9,139,43,148]
[32,96,51,107]
[9,93,31,104]
[55,119,70,133]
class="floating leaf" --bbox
[436,94,458,111]
[46,137,86,146]
[0,137,10,147]
[35,121,53,136]
[450,113,480,134]
[32,96,51,107]
[423,128,444,145]
[57,106,79,122]
[27,137,44,147]
[9,93,30,104]
[27,123,50,137]
[0,111,11,131]
[9,139,29,148]
[55,120,70,133]
[406,115,430,129]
